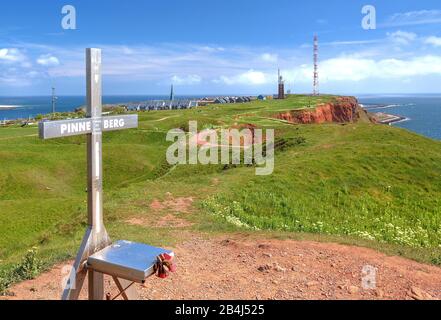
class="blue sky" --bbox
[1,0,441,95]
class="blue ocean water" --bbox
[358,95,441,140]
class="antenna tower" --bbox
[313,35,319,96]
[51,87,58,114]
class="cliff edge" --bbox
[273,96,373,124]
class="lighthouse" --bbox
[278,69,285,100]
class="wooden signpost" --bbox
[39,48,173,300]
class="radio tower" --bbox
[51,87,58,114]
[313,34,319,96]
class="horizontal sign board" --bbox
[39,114,138,139]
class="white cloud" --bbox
[42,44,236,78]
[199,46,225,52]
[261,53,278,63]
[2,37,441,93]
[0,48,27,64]
[171,74,202,85]
[121,46,134,55]
[425,36,441,47]
[0,67,34,86]
[321,39,382,47]
[214,70,270,85]
[26,71,40,78]
[384,10,441,27]
[0,48,32,80]
[290,55,441,83]
[36,54,60,66]
[387,31,417,45]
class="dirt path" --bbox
[154,116,178,122]
[2,235,441,300]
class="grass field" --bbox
[1,95,441,293]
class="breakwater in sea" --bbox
[358,95,441,140]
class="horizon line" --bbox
[2,92,441,98]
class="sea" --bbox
[358,94,441,140]
[1,94,441,140]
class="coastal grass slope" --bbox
[1,95,441,293]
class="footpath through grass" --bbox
[1,95,441,293]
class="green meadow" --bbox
[1,95,441,293]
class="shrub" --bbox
[0,248,42,295]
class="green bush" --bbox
[0,247,42,295]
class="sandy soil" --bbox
[2,235,441,300]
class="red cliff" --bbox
[274,97,370,124]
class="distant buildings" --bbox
[212,96,252,104]
[127,99,198,111]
